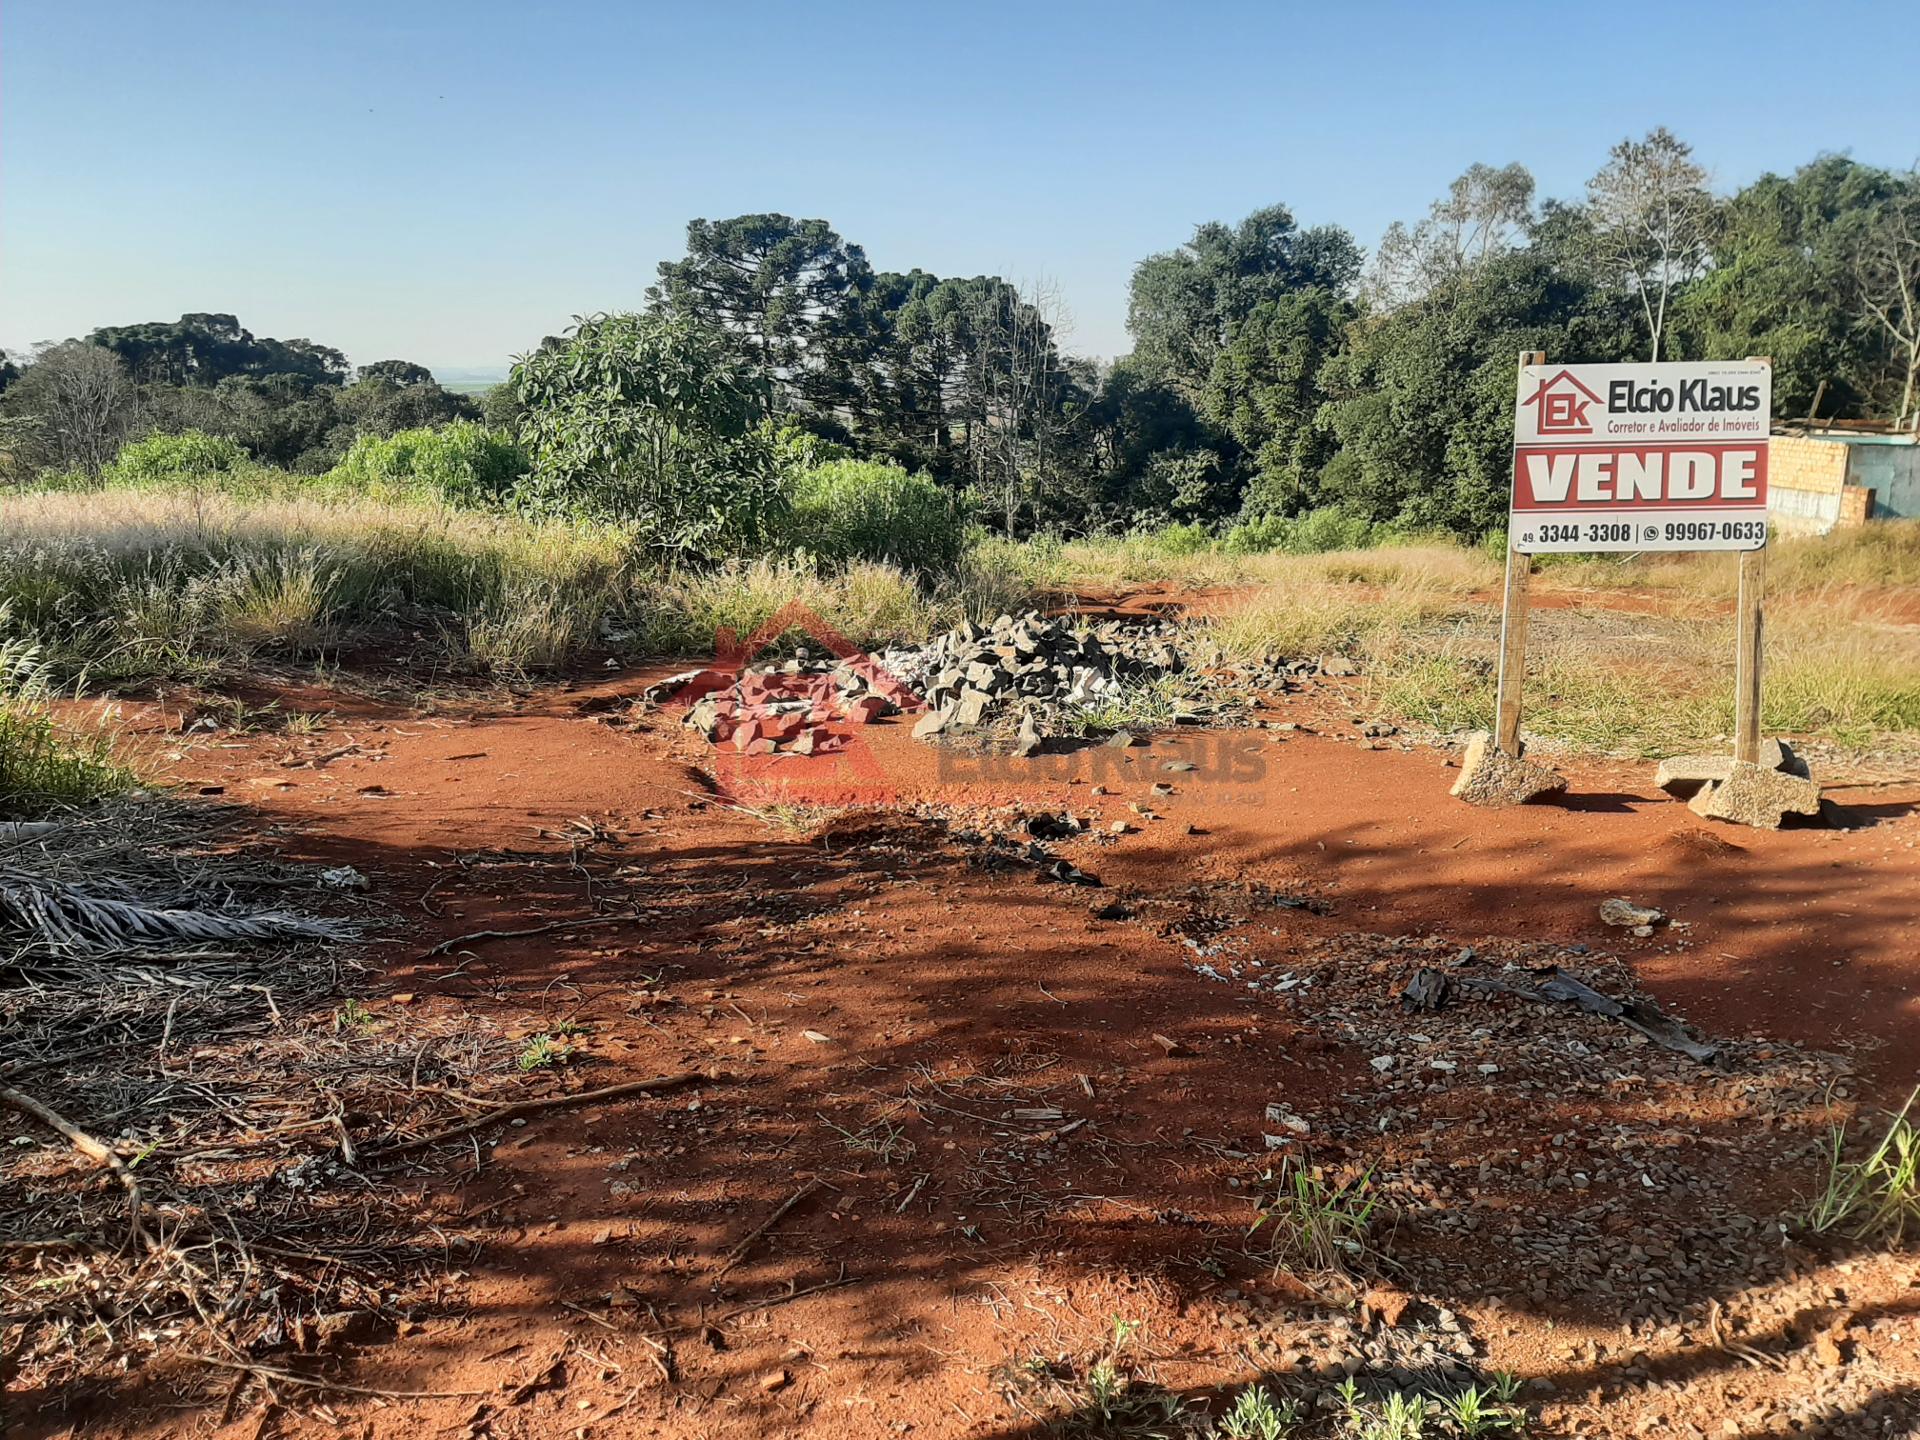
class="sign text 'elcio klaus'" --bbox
[1510,360,1771,553]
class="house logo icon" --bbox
[1521,369,1602,436]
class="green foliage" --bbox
[1676,156,1912,418]
[88,312,348,388]
[1318,249,1635,537]
[517,1034,573,1071]
[1219,1385,1301,1439]
[651,214,871,418]
[1804,1088,1920,1241]
[104,429,250,485]
[783,459,964,572]
[511,312,782,557]
[329,421,525,504]
[1248,1156,1379,1272]
[0,625,131,816]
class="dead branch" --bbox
[194,1355,487,1399]
[419,909,643,959]
[0,1083,146,1247]
[718,1178,821,1272]
[371,1069,723,1158]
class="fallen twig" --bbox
[372,1069,722,1158]
[194,1355,488,1399]
[719,1179,821,1272]
[677,1267,854,1336]
[419,910,643,959]
[0,1083,146,1248]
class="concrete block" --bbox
[1450,730,1567,807]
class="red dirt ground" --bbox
[18,662,1920,1440]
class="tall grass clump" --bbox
[0,488,628,679]
[621,557,966,657]
[0,625,131,815]
[1805,1088,1920,1242]
[781,459,966,574]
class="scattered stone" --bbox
[1450,731,1567,807]
[1264,1104,1311,1136]
[1040,859,1101,888]
[911,708,953,740]
[1401,967,1453,1012]
[1600,898,1665,930]
[1320,654,1360,677]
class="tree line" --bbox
[4,130,1917,543]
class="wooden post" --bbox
[1494,350,1546,756]
[1734,356,1771,767]
[1734,544,1765,764]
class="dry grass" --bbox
[1165,529,1920,758]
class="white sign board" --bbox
[1510,360,1771,553]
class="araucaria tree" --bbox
[651,215,872,420]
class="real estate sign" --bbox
[1510,360,1771,553]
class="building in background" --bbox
[1768,422,1920,534]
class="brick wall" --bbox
[1770,435,1850,496]
[1839,484,1876,527]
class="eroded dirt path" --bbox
[30,673,1920,1440]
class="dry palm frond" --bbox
[0,864,352,953]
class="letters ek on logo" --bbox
[1521,369,1600,436]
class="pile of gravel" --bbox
[648,611,1195,756]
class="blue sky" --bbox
[4,0,1918,375]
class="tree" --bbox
[355,359,436,386]
[0,342,138,476]
[1202,287,1352,515]
[1677,156,1907,419]
[1851,183,1920,429]
[1318,250,1627,536]
[651,215,872,417]
[509,312,780,555]
[1365,163,1535,309]
[88,313,348,388]
[1127,205,1362,394]
[1586,128,1717,361]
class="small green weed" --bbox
[334,998,376,1034]
[1805,1087,1920,1241]
[1440,1380,1526,1436]
[517,1034,574,1071]
[1249,1156,1380,1274]
[1219,1382,1301,1439]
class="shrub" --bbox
[784,460,965,574]
[512,312,782,557]
[1221,514,1292,554]
[1285,505,1377,553]
[329,421,524,504]
[104,430,249,486]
